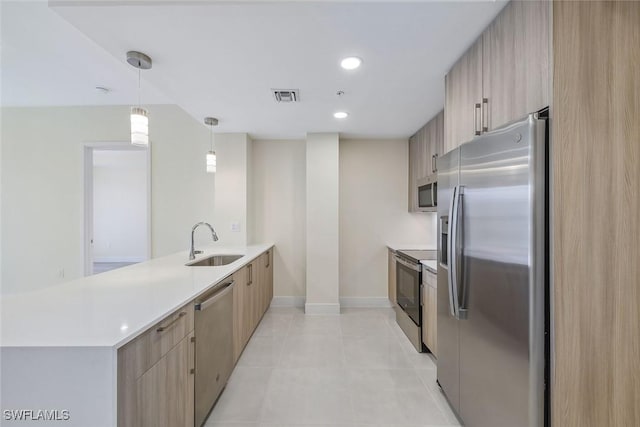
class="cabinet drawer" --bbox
[120,302,195,379]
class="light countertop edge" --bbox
[386,243,436,252]
[0,243,274,349]
[421,260,438,273]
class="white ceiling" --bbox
[3,1,507,139]
[0,1,172,107]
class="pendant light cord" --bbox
[137,67,141,108]
[210,124,214,151]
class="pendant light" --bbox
[205,117,218,173]
[126,51,152,147]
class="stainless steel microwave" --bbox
[417,175,437,212]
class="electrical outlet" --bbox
[231,222,241,232]
[58,268,65,279]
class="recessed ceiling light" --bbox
[334,111,349,119]
[340,57,362,70]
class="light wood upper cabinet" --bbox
[408,110,444,212]
[482,0,550,131]
[444,37,483,152]
[445,0,550,151]
[408,135,419,212]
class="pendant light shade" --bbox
[130,107,149,147]
[127,51,152,147]
[204,117,218,174]
[206,151,217,173]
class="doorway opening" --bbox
[83,142,151,276]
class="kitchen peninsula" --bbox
[0,244,274,427]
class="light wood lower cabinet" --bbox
[136,331,195,427]
[232,266,248,362]
[119,248,274,427]
[388,249,396,304]
[421,269,437,357]
[118,303,195,427]
[232,250,274,362]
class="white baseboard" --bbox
[304,302,341,315]
[271,297,392,310]
[93,257,146,263]
[339,297,393,308]
[270,296,305,308]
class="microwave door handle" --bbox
[447,185,458,318]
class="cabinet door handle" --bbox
[156,311,186,333]
[190,336,196,375]
[247,264,253,286]
[482,98,489,132]
[431,155,435,173]
[474,103,481,136]
[266,251,270,268]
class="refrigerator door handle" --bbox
[450,185,464,320]
[455,186,468,320]
[447,185,459,318]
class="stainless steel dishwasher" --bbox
[194,279,234,427]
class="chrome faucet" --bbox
[189,222,219,260]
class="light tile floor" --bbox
[205,307,461,427]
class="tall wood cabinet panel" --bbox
[552,2,640,426]
[483,0,550,131]
[444,37,483,153]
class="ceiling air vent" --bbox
[272,89,299,103]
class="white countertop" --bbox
[421,260,438,273]
[0,243,273,349]
[386,243,436,251]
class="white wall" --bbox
[92,150,148,262]
[213,133,251,246]
[250,137,436,304]
[339,139,436,300]
[251,139,306,298]
[305,133,340,313]
[1,105,213,294]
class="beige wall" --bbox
[1,105,213,294]
[213,133,252,246]
[339,139,436,300]
[251,137,435,304]
[251,139,306,299]
[305,133,340,313]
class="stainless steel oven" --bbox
[395,253,422,325]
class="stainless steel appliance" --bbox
[437,112,549,427]
[395,249,433,352]
[417,175,437,212]
[194,279,235,427]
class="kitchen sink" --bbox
[186,254,244,267]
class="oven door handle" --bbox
[394,255,422,272]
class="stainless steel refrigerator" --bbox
[436,113,549,427]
